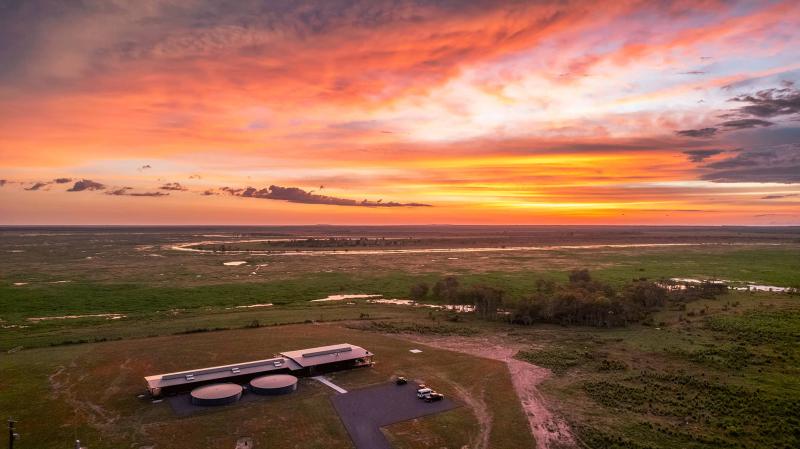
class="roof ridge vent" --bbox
[301,346,352,358]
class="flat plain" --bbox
[1,226,799,448]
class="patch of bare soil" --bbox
[235,437,254,449]
[449,382,491,449]
[402,335,576,449]
[48,363,121,433]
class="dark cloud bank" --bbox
[25,182,48,191]
[729,82,800,118]
[107,187,168,197]
[719,118,774,130]
[67,179,106,192]
[700,144,800,184]
[683,149,725,163]
[761,193,798,200]
[678,83,800,184]
[160,182,187,191]
[14,176,428,207]
[220,185,431,207]
[676,127,717,138]
[677,83,800,138]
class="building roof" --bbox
[144,343,372,392]
[145,356,300,390]
[280,343,372,368]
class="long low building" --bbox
[145,343,373,397]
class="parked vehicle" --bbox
[425,392,444,402]
[416,388,432,399]
[395,376,407,385]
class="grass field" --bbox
[0,323,534,449]
[1,227,799,449]
[507,291,800,449]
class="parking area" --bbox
[331,382,459,449]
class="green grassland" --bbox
[2,246,798,319]
[1,231,799,449]
[507,291,800,449]
[0,323,534,449]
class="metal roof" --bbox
[145,356,300,390]
[280,343,372,368]
[145,343,372,392]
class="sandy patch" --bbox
[367,298,476,312]
[169,239,767,257]
[402,335,575,449]
[669,278,794,293]
[28,313,126,322]
[223,261,248,266]
[227,303,273,309]
[235,437,254,449]
[311,294,382,302]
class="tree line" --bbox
[409,269,728,328]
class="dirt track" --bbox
[402,335,576,449]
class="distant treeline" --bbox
[410,270,728,328]
[201,237,419,252]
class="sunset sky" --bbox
[1,0,799,225]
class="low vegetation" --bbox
[706,309,800,344]
[2,229,799,449]
[516,346,591,375]
[582,371,800,448]
[350,320,479,336]
[414,269,729,328]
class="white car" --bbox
[416,388,432,399]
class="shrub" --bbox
[409,282,429,301]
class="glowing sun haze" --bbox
[1,0,799,225]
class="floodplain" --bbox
[1,226,799,449]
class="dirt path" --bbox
[402,335,575,449]
[449,381,491,449]
[48,363,120,432]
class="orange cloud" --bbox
[1,1,799,224]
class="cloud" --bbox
[700,144,800,183]
[761,193,798,199]
[159,182,187,191]
[220,187,244,195]
[138,164,152,171]
[683,149,725,163]
[676,127,718,138]
[106,187,168,197]
[189,174,202,179]
[53,177,72,184]
[679,71,705,75]
[718,118,774,129]
[0,179,6,187]
[225,184,430,207]
[676,83,799,140]
[25,182,49,191]
[67,179,106,192]
[201,189,218,196]
[728,83,800,118]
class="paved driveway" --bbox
[331,382,458,449]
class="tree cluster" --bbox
[412,270,728,328]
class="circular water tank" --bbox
[249,374,298,395]
[190,383,243,406]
